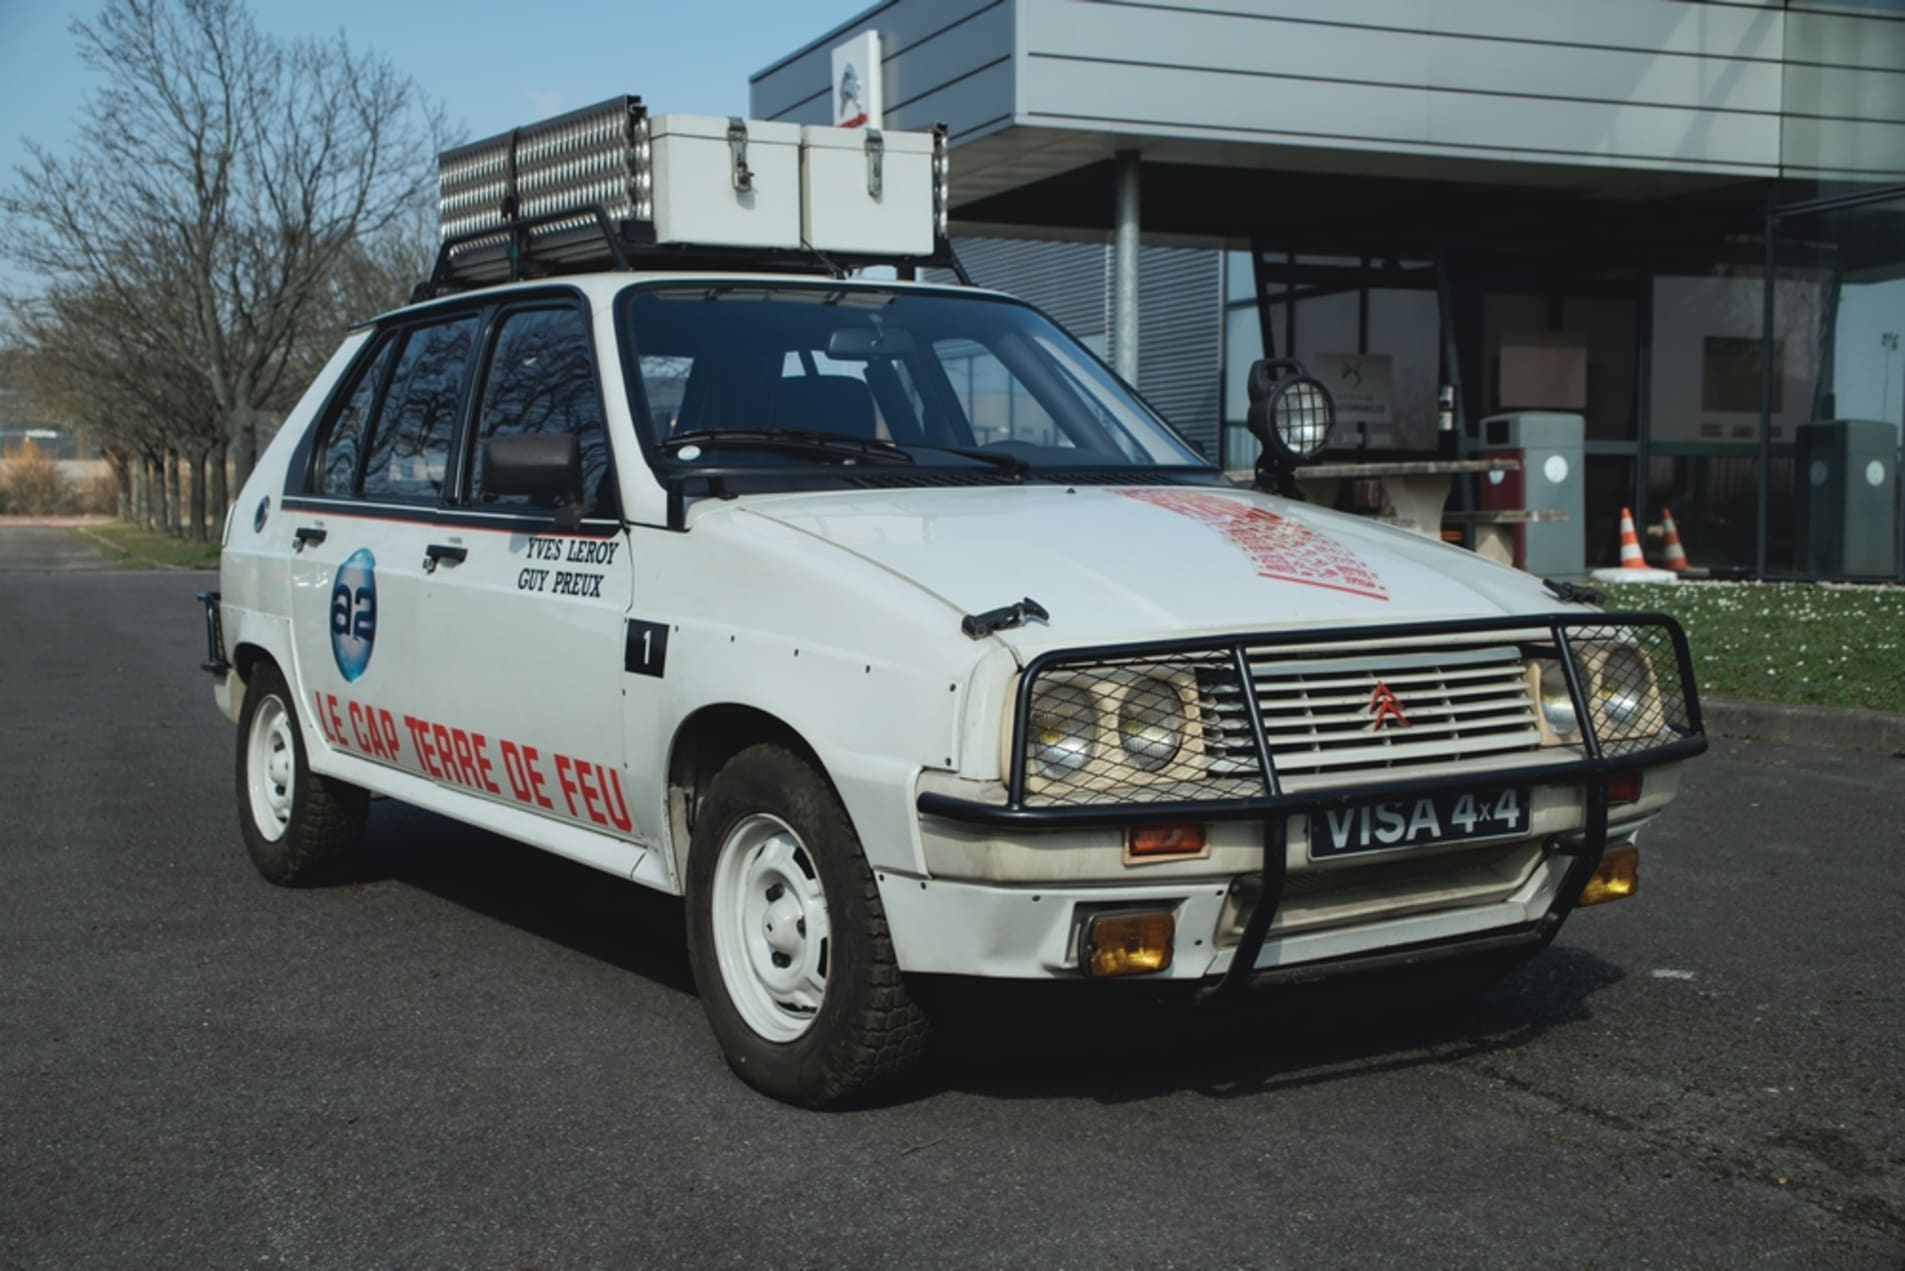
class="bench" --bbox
[1442,508,1569,563]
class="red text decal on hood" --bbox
[1120,489,1390,601]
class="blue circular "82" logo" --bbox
[330,548,378,681]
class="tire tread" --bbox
[237,662,367,887]
[686,742,930,1107]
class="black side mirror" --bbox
[484,433,586,527]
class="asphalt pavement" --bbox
[2,561,1901,1268]
[0,521,120,572]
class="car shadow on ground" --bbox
[346,800,1624,1106]
[918,946,1624,1106]
[353,799,698,997]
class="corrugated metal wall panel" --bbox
[944,238,1110,336]
[1132,246,1222,457]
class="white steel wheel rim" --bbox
[246,695,296,842]
[710,813,832,1044]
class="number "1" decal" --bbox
[625,619,670,678]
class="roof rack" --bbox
[414,96,968,301]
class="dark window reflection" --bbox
[473,307,610,511]
[316,338,395,496]
[362,316,478,502]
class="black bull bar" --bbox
[915,611,1708,997]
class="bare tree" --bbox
[2,0,443,502]
[3,283,221,534]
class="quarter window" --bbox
[316,338,396,496]
[361,315,479,502]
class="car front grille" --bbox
[1199,641,1542,791]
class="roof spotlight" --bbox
[1246,357,1335,497]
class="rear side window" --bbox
[471,307,611,510]
[315,338,396,496]
[361,315,479,502]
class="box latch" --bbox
[865,127,884,201]
[726,117,753,192]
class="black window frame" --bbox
[283,286,623,534]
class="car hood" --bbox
[731,482,1560,652]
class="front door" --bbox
[406,301,638,851]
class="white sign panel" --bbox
[831,31,882,129]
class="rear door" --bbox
[284,311,482,776]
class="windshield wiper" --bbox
[901,444,1029,477]
[665,428,916,464]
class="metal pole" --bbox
[1114,149,1141,385]
[1757,198,1776,579]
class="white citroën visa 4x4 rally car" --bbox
[200,100,1706,1106]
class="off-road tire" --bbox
[685,743,930,1107]
[235,660,368,886]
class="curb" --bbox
[1703,697,1905,757]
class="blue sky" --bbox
[0,0,869,203]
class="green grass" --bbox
[78,522,221,570]
[1602,581,1905,714]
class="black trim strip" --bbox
[280,495,622,538]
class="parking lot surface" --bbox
[0,522,118,573]
[2,568,1900,1267]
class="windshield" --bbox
[620,283,1208,473]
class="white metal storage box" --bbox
[800,126,935,256]
[651,115,802,249]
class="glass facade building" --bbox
[758,0,1904,578]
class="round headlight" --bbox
[1538,660,1578,738]
[1595,647,1654,731]
[1030,682,1097,781]
[1117,679,1183,772]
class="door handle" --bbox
[293,526,327,551]
[423,543,468,573]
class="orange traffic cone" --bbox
[1617,507,1650,570]
[1660,506,1690,573]
[1592,506,1677,584]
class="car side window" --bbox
[313,337,396,497]
[360,315,479,503]
[471,306,611,510]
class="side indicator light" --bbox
[1608,771,1642,805]
[1083,911,1175,978]
[1126,823,1208,857]
[1578,844,1639,907]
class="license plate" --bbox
[1308,787,1531,859]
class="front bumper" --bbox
[910,611,1706,995]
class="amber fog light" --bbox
[1083,911,1175,977]
[1578,844,1639,907]
[1126,824,1208,858]
[1608,771,1642,805]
